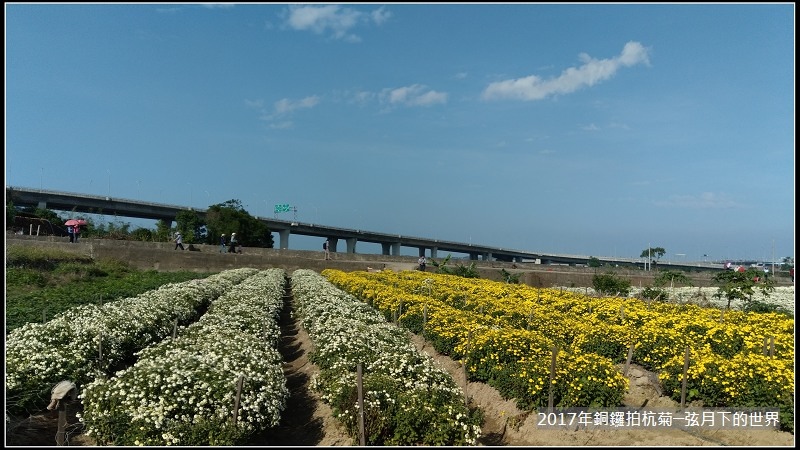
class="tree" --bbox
[640,246,666,269]
[6,200,17,225]
[28,207,64,228]
[640,270,694,302]
[154,219,173,242]
[204,199,274,248]
[653,270,693,288]
[175,210,203,244]
[712,267,775,310]
[587,256,602,268]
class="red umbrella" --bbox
[64,219,87,226]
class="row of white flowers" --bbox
[78,268,289,446]
[290,269,482,446]
[558,285,795,315]
[5,268,260,414]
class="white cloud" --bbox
[201,3,235,9]
[379,84,447,107]
[482,41,650,101]
[351,90,375,106]
[370,7,392,25]
[273,95,320,116]
[256,95,320,125]
[654,192,738,209]
[284,4,391,41]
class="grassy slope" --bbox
[5,246,214,334]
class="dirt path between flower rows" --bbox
[5,276,794,447]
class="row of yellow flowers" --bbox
[324,269,628,410]
[323,269,794,431]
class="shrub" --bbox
[592,273,631,297]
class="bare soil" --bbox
[6,280,795,447]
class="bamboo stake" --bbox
[357,364,365,446]
[232,375,244,425]
[680,347,690,408]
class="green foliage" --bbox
[659,352,794,433]
[587,256,602,268]
[154,219,173,242]
[7,200,276,247]
[640,246,666,260]
[323,372,481,445]
[640,247,666,268]
[591,273,631,297]
[91,218,134,240]
[500,268,520,284]
[175,210,203,243]
[130,227,154,241]
[712,268,775,310]
[204,199,274,248]
[6,245,92,269]
[5,246,211,334]
[653,270,693,288]
[640,287,669,302]
[742,300,793,316]
[488,360,549,410]
[6,199,17,224]
[33,207,64,226]
[430,254,479,278]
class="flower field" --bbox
[291,269,483,445]
[563,286,795,315]
[78,268,289,445]
[6,268,259,417]
[322,269,795,432]
[6,266,795,445]
[6,268,484,446]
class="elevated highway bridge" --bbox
[6,186,724,271]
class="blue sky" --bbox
[5,3,795,263]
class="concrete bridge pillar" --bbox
[38,200,47,209]
[381,243,391,255]
[278,230,290,249]
[329,237,339,253]
[346,238,357,253]
[391,242,401,255]
[431,247,438,258]
[469,253,478,261]
[418,247,426,257]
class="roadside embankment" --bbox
[6,234,790,289]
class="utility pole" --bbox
[772,239,775,276]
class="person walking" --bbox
[219,234,227,253]
[323,238,330,260]
[418,256,427,272]
[174,232,185,250]
[67,225,74,243]
[73,225,80,243]
[228,232,237,253]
